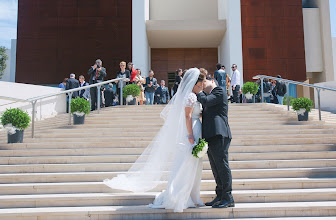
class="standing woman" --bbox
[173,69,183,96]
[116,61,131,105]
[135,69,145,105]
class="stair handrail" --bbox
[0,77,126,138]
[253,75,336,121]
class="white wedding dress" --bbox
[104,68,203,213]
[149,93,204,212]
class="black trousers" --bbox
[90,87,98,110]
[207,135,233,201]
[232,85,240,103]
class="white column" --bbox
[132,0,149,77]
[10,39,16,82]
[219,0,243,84]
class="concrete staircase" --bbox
[0,104,336,219]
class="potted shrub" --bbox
[291,97,314,121]
[0,108,31,143]
[70,97,90,125]
[242,82,259,103]
[123,84,140,105]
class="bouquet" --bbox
[192,138,209,158]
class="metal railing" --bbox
[0,78,126,138]
[253,75,336,121]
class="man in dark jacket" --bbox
[275,75,287,105]
[104,83,116,107]
[66,73,79,98]
[87,59,107,111]
[196,75,234,209]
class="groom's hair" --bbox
[206,75,219,87]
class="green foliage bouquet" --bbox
[0,108,31,134]
[192,138,208,158]
[123,84,141,99]
[70,98,90,116]
[291,97,314,113]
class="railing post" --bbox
[97,85,101,113]
[286,83,290,111]
[31,101,37,138]
[68,92,72,125]
[260,78,264,103]
[317,88,321,121]
[120,79,123,106]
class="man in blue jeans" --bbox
[144,70,158,105]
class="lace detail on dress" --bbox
[184,93,197,107]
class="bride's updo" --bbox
[195,68,207,85]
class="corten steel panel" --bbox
[16,0,132,85]
[151,48,218,86]
[241,0,306,82]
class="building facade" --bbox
[15,0,335,92]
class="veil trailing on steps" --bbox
[104,68,200,192]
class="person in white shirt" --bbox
[231,64,241,103]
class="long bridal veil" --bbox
[104,68,200,192]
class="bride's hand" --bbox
[188,135,194,144]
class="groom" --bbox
[196,75,234,208]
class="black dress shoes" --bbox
[212,200,235,208]
[205,196,221,206]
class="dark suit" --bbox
[88,67,107,110]
[65,78,79,98]
[104,87,115,107]
[155,86,170,104]
[197,86,233,202]
[79,82,90,100]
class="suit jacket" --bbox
[88,67,107,84]
[79,82,90,100]
[65,78,80,98]
[104,87,115,107]
[197,86,232,140]
[116,70,131,89]
[214,69,227,88]
[155,86,170,104]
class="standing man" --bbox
[65,73,79,113]
[275,75,287,105]
[196,75,234,209]
[79,75,90,100]
[214,63,227,91]
[231,64,241,103]
[144,70,158,105]
[116,61,131,105]
[66,73,79,98]
[88,59,107,111]
[155,80,170,104]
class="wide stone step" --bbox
[1,159,336,173]
[34,128,336,138]
[2,178,336,195]
[1,188,336,208]
[1,151,336,165]
[0,167,335,183]
[17,137,336,146]
[0,144,334,156]
[25,133,336,143]
[0,201,335,219]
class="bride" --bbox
[104,68,206,212]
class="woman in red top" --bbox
[127,62,137,83]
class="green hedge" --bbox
[242,82,259,95]
[291,97,314,112]
[70,98,90,114]
[123,84,141,98]
[0,108,30,130]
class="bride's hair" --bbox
[195,68,207,85]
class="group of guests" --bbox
[59,59,172,111]
[256,75,287,105]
